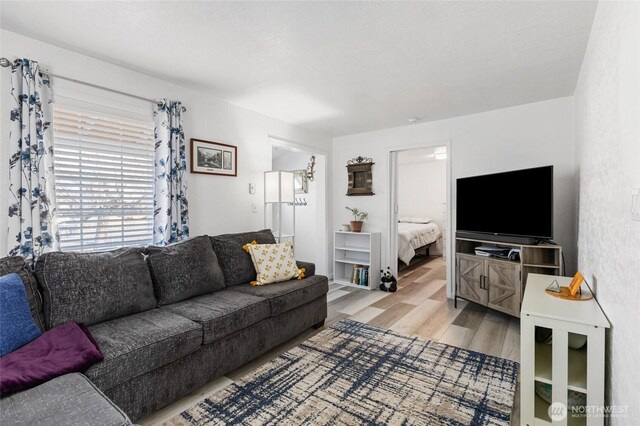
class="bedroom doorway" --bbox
[388,142,452,297]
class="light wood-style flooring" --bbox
[140,256,520,425]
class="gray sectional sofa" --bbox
[1,229,328,423]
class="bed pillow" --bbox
[398,216,432,224]
[0,273,42,357]
[242,241,305,286]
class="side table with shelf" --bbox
[333,231,380,290]
[521,273,610,426]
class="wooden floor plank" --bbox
[451,301,487,330]
[438,324,477,350]
[349,306,386,323]
[389,298,442,336]
[339,289,389,315]
[367,302,416,329]
[412,299,467,341]
[500,317,521,363]
[468,309,511,357]
[327,289,351,302]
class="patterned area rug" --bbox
[165,319,519,425]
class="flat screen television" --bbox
[456,165,553,244]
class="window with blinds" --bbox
[53,105,155,252]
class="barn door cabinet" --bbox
[455,237,562,318]
[456,254,521,316]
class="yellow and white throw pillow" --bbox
[243,241,305,286]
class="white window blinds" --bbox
[53,105,155,252]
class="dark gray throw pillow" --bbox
[210,229,276,287]
[36,248,157,328]
[0,256,45,331]
[145,235,225,305]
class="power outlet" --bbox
[632,188,640,222]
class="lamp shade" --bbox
[264,171,294,203]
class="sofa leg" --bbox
[313,320,325,329]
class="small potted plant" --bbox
[345,207,368,232]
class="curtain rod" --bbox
[0,57,186,112]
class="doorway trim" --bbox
[268,136,329,277]
[386,139,453,298]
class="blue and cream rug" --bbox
[166,319,519,425]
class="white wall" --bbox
[398,159,446,254]
[333,97,577,291]
[0,31,332,257]
[574,2,640,422]
[271,149,317,266]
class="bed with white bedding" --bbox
[397,220,441,266]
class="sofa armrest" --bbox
[296,261,315,277]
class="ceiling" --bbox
[0,1,597,137]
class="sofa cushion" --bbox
[146,235,225,305]
[36,248,157,328]
[0,256,45,330]
[161,290,270,344]
[0,273,42,356]
[1,373,132,426]
[85,309,202,390]
[227,275,328,316]
[210,229,276,287]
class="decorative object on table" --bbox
[346,156,374,196]
[305,155,316,182]
[169,320,518,426]
[345,207,368,232]
[293,170,308,194]
[545,271,593,301]
[264,171,295,244]
[379,267,397,292]
[341,224,351,232]
[190,138,237,176]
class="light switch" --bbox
[249,183,256,194]
[252,202,258,213]
[632,188,640,222]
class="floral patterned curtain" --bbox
[153,100,188,245]
[7,58,59,263]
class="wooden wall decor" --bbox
[346,156,374,196]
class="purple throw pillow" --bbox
[0,322,103,395]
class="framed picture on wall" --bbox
[190,138,237,176]
[346,156,374,196]
[294,170,308,194]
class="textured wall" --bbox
[574,2,640,423]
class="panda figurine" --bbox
[379,267,398,292]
